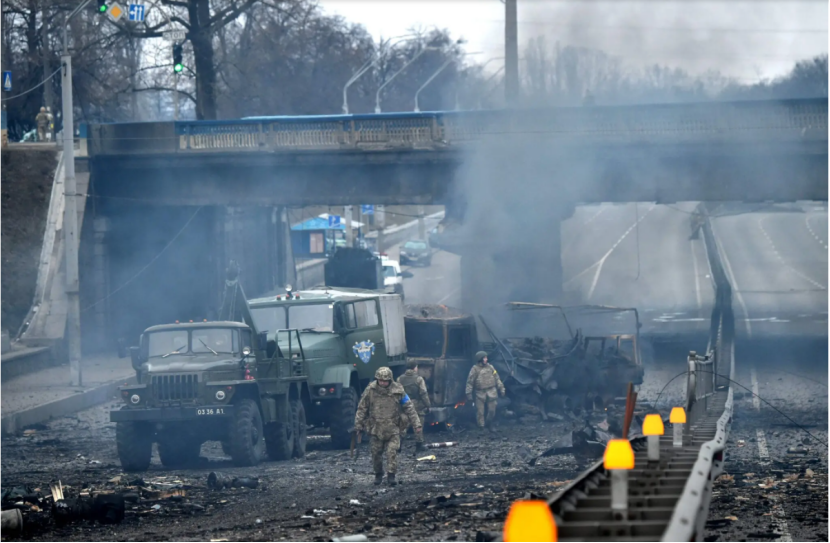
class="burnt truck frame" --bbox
[110,265,308,471]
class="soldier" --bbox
[45,107,54,142]
[36,107,49,142]
[466,351,505,432]
[354,366,422,486]
[397,360,431,453]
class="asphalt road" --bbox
[711,203,828,340]
[385,234,462,308]
[561,202,713,340]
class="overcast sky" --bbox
[318,0,829,83]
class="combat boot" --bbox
[374,473,383,486]
[415,442,426,453]
[387,473,397,486]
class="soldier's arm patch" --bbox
[400,394,411,405]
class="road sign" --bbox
[328,215,342,228]
[361,205,374,215]
[128,4,145,21]
[2,72,11,92]
[107,2,124,21]
[163,29,187,42]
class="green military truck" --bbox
[247,286,407,448]
[110,265,309,471]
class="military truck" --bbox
[110,264,308,471]
[324,247,384,291]
[247,286,408,448]
[403,305,479,425]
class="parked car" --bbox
[399,240,431,267]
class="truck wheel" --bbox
[116,422,152,472]
[230,399,265,467]
[158,435,202,468]
[221,441,232,457]
[265,421,293,461]
[292,399,307,458]
[330,387,357,449]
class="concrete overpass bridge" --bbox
[67,98,828,349]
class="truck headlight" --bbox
[215,390,226,401]
[130,394,141,404]
[318,387,327,396]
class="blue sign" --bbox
[361,205,374,215]
[128,4,145,21]
[353,340,375,364]
[328,215,341,228]
[3,72,11,92]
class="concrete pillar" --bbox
[418,204,426,240]
[460,216,562,315]
[92,217,110,351]
[345,206,354,247]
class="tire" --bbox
[116,421,153,472]
[230,399,265,467]
[292,399,307,459]
[330,387,357,449]
[265,421,293,461]
[158,434,202,468]
[221,441,232,457]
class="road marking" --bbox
[756,429,770,463]
[690,239,703,311]
[565,203,656,289]
[750,367,760,411]
[709,219,752,337]
[583,205,608,226]
[770,499,793,542]
[805,215,828,250]
[437,287,459,304]
[758,217,826,291]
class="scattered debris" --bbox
[207,472,260,490]
[417,455,437,462]
[425,442,459,449]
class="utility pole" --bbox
[62,0,92,386]
[42,6,53,112]
[504,0,519,106]
[345,206,354,247]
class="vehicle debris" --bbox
[207,472,260,490]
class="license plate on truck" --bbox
[196,408,227,416]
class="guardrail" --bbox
[510,202,735,542]
[84,98,828,156]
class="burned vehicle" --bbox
[404,305,478,425]
[111,264,307,471]
[480,303,644,417]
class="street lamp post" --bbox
[342,34,418,115]
[414,52,482,112]
[375,46,442,114]
[62,0,93,386]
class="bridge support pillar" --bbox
[88,217,110,352]
[459,215,562,315]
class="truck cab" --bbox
[248,287,407,448]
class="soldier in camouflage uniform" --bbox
[355,367,422,486]
[466,351,506,432]
[36,107,49,142]
[397,359,430,452]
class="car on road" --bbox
[382,260,405,299]
[400,240,431,267]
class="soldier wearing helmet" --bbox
[397,359,431,453]
[354,366,422,486]
[466,351,505,433]
[36,107,49,142]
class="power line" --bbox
[1,66,62,102]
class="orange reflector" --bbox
[642,414,665,436]
[670,407,687,424]
[603,439,635,470]
[503,500,557,542]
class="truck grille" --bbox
[151,374,199,401]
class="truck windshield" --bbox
[405,321,444,357]
[147,330,190,358]
[404,241,427,250]
[251,304,334,333]
[192,328,235,354]
[383,265,397,278]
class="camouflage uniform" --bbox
[36,107,49,142]
[355,367,421,480]
[397,368,431,442]
[466,352,505,429]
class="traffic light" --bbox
[172,44,184,74]
[98,0,107,13]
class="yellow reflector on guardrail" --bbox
[503,500,557,542]
[643,414,665,435]
[603,439,635,470]
[670,406,687,424]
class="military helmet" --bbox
[476,351,488,362]
[375,367,393,381]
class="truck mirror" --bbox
[129,346,141,370]
[258,331,268,350]
[401,270,414,279]
[117,338,127,359]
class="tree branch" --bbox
[209,0,258,30]
[135,85,196,104]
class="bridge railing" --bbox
[84,98,827,156]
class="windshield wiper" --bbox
[161,344,188,358]
[198,338,218,355]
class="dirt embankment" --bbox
[1,148,57,335]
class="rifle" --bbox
[349,427,362,460]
